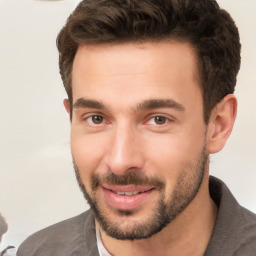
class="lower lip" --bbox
[102,187,154,211]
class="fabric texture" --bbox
[205,177,256,255]
[17,176,256,256]
[96,222,111,256]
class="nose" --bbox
[105,124,144,175]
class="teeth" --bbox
[116,191,140,196]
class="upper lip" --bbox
[102,184,155,194]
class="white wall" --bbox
[0,0,255,254]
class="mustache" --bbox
[91,171,165,190]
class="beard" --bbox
[73,145,207,241]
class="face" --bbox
[69,42,208,240]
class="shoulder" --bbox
[17,210,98,256]
[233,206,256,255]
[206,176,256,255]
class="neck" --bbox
[99,173,217,256]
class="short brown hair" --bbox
[57,0,241,123]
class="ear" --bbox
[206,94,237,154]
[63,98,71,115]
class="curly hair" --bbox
[57,0,241,123]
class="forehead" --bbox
[72,41,202,108]
[73,41,199,76]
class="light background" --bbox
[0,0,255,254]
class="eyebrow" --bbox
[73,98,106,110]
[136,99,185,112]
[73,98,185,112]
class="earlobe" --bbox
[63,99,71,114]
[207,94,237,154]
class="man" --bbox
[17,0,256,255]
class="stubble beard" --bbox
[73,146,207,241]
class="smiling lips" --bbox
[115,191,143,196]
[102,185,155,210]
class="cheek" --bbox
[145,132,200,164]
[70,131,107,180]
[144,132,205,182]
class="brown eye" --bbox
[154,116,167,125]
[91,115,104,124]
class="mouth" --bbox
[113,189,152,196]
[101,185,156,211]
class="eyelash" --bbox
[83,114,108,126]
[146,115,170,126]
[81,113,173,129]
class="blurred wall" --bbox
[0,0,255,254]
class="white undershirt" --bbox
[96,222,112,256]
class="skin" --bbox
[64,41,237,255]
